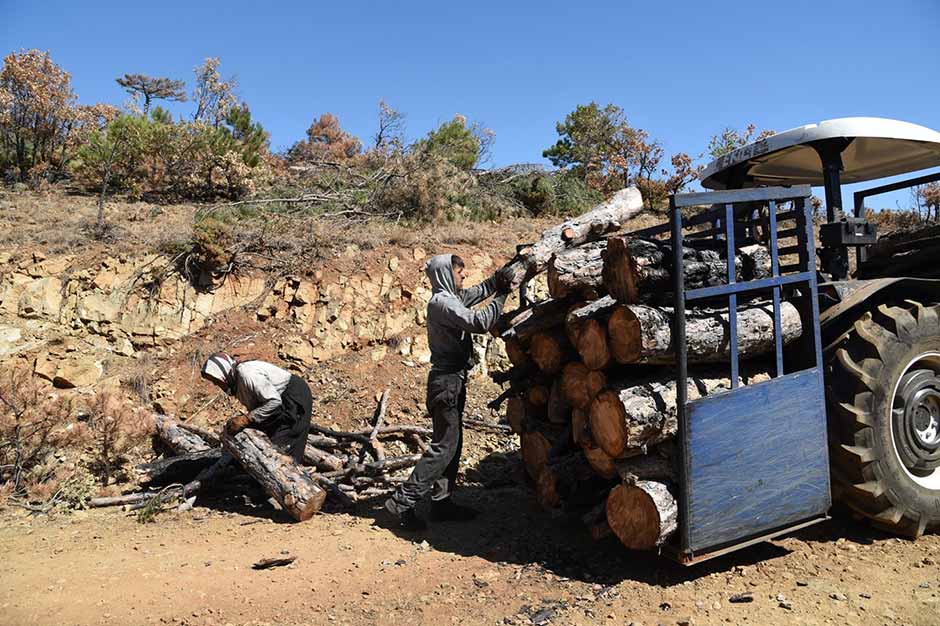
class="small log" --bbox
[368,389,390,461]
[253,555,297,569]
[154,416,211,455]
[614,453,675,484]
[499,187,644,286]
[521,430,552,480]
[547,240,606,299]
[88,491,163,508]
[607,300,802,365]
[602,237,770,303]
[606,480,678,550]
[528,331,574,375]
[560,362,607,410]
[581,438,618,479]
[222,429,326,522]
[588,373,735,458]
[303,445,346,472]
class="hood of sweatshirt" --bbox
[425,254,457,295]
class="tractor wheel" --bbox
[827,300,940,537]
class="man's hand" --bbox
[225,414,250,437]
[493,266,515,294]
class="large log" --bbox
[222,429,326,521]
[566,296,620,369]
[547,240,606,299]
[495,298,574,343]
[521,430,552,480]
[588,373,735,458]
[500,187,644,286]
[154,416,211,455]
[606,480,678,550]
[601,237,770,303]
[607,300,802,365]
[560,362,607,410]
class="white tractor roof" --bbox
[700,117,940,190]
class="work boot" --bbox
[430,498,479,522]
[384,498,427,531]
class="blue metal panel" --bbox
[684,369,831,552]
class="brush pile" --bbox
[491,188,802,549]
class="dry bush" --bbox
[79,390,152,485]
[0,367,75,499]
[865,207,924,234]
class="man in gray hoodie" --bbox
[385,253,512,530]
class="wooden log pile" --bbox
[93,391,437,520]
[858,222,940,279]
[490,192,802,551]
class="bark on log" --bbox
[602,237,770,303]
[154,416,211,455]
[499,187,644,286]
[607,300,802,365]
[588,373,735,458]
[548,240,606,299]
[222,429,326,521]
[175,422,221,448]
[137,448,223,486]
[606,480,678,550]
[560,362,607,410]
[614,453,675,484]
[528,331,574,375]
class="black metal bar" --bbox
[768,200,784,377]
[671,195,692,555]
[776,227,799,240]
[725,203,739,389]
[685,271,816,301]
[675,185,813,208]
[852,170,940,217]
[779,262,802,274]
[777,244,801,256]
[802,199,825,375]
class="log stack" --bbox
[490,195,802,551]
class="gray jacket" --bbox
[425,254,507,373]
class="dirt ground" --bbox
[2,453,939,626]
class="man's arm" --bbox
[441,292,508,334]
[459,275,498,307]
[243,374,283,426]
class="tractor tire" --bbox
[827,300,940,537]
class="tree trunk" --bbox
[602,237,771,303]
[606,480,678,550]
[499,187,644,286]
[154,416,211,455]
[548,240,606,299]
[222,429,326,521]
[560,362,607,410]
[607,300,802,365]
[528,331,574,375]
[588,373,735,458]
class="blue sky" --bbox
[4,0,939,208]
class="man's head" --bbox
[451,255,466,291]
[201,352,236,394]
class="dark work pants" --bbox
[258,375,313,463]
[389,370,466,513]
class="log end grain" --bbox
[606,481,678,550]
[589,390,629,458]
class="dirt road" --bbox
[2,478,938,626]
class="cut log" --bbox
[495,298,575,343]
[602,237,771,303]
[528,331,574,375]
[222,429,326,522]
[606,480,678,550]
[571,318,610,370]
[175,422,221,447]
[521,430,552,480]
[535,466,561,509]
[527,385,550,407]
[565,296,620,344]
[506,395,528,434]
[607,300,802,365]
[546,378,570,425]
[588,373,734,458]
[154,416,211,455]
[547,240,606,299]
[560,362,607,410]
[499,187,644,286]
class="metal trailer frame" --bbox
[632,185,832,564]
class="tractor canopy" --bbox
[701,117,940,190]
